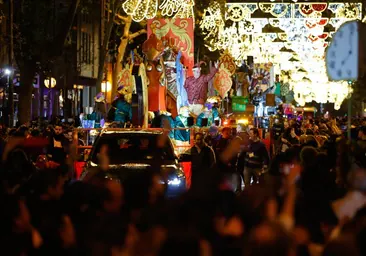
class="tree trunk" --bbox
[52,0,81,56]
[18,66,36,125]
[112,17,132,98]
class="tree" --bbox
[13,0,80,124]
[96,1,146,96]
[112,14,146,94]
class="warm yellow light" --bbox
[238,119,249,125]
[101,81,112,92]
[123,0,194,22]
[200,2,362,67]
[73,85,84,89]
[44,77,56,88]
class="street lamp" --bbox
[44,77,56,88]
[4,69,11,75]
[101,80,111,93]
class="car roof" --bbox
[100,128,164,135]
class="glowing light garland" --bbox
[199,2,361,109]
[122,0,194,22]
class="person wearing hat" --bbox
[88,92,107,128]
[207,96,221,125]
[184,61,219,116]
[107,84,132,127]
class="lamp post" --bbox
[4,68,13,127]
[101,79,111,102]
[44,77,56,120]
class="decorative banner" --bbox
[250,63,274,92]
[219,51,236,75]
[147,18,194,76]
[117,68,134,103]
[117,68,133,89]
[213,67,232,98]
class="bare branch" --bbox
[129,29,147,40]
[115,13,128,22]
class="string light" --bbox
[199,2,361,108]
[122,0,194,22]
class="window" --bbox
[91,133,175,164]
[81,32,91,64]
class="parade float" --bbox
[100,1,363,134]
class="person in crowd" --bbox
[180,132,216,187]
[215,127,240,191]
[47,125,69,165]
[354,126,366,167]
[0,115,366,256]
[281,126,300,153]
[208,126,220,148]
[243,128,270,186]
[272,118,284,155]
[235,123,251,190]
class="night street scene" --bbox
[1,0,366,255]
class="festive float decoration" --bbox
[213,67,232,98]
[117,68,134,104]
[148,18,194,76]
[142,33,167,112]
[218,51,236,76]
[250,63,274,93]
[144,18,194,114]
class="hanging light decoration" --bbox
[199,2,361,108]
[122,0,194,22]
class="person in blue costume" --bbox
[88,92,106,128]
[212,104,220,125]
[151,110,175,139]
[196,103,215,127]
[207,96,221,126]
[174,106,190,142]
[160,110,175,139]
[107,85,132,127]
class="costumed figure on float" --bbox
[162,48,188,115]
[207,96,222,125]
[87,92,107,128]
[174,106,191,144]
[151,109,175,139]
[107,82,133,127]
[248,63,282,118]
[184,61,218,116]
[197,103,218,127]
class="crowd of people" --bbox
[0,116,365,256]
